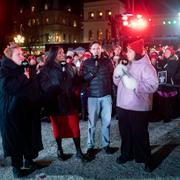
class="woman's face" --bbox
[126,48,135,62]
[56,48,65,62]
[11,48,25,65]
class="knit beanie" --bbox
[128,39,144,55]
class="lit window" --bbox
[44,4,48,10]
[106,10,112,17]
[99,12,103,17]
[73,20,77,27]
[20,8,23,14]
[28,20,31,27]
[31,6,35,12]
[36,19,40,25]
[55,33,61,42]
[32,19,35,25]
[62,19,66,24]
[46,18,49,23]
[97,30,103,41]
[89,12,95,19]
[89,30,93,41]
[106,29,111,41]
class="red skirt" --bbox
[50,113,80,138]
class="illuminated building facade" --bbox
[83,0,125,43]
[11,0,83,54]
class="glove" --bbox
[113,64,127,78]
[122,75,137,90]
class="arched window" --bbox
[97,30,103,41]
[106,29,111,41]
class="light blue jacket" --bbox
[113,54,158,111]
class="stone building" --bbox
[83,0,125,43]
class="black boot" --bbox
[144,159,153,173]
[73,138,91,162]
[56,138,70,161]
[12,167,33,178]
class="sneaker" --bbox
[12,167,33,178]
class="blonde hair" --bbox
[4,42,20,59]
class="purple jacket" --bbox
[113,54,158,111]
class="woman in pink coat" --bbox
[113,39,158,172]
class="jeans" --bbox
[87,95,112,149]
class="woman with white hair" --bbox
[0,43,43,177]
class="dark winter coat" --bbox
[0,56,43,157]
[158,56,180,92]
[39,61,79,116]
[81,57,114,97]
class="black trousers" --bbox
[11,152,38,168]
[117,107,151,163]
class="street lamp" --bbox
[14,34,25,44]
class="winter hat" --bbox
[66,50,74,57]
[128,39,144,55]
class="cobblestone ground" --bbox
[0,117,180,180]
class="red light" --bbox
[136,14,142,19]
[122,16,128,21]
[121,14,148,31]
[123,21,129,26]
[130,19,147,30]
[148,18,152,22]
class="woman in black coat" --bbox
[39,46,89,162]
[0,43,43,177]
[157,47,180,122]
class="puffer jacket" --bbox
[81,57,114,97]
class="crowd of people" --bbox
[0,39,180,177]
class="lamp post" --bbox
[14,24,25,44]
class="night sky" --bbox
[1,0,180,36]
[121,0,180,14]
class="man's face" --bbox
[90,43,102,57]
[11,48,25,65]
